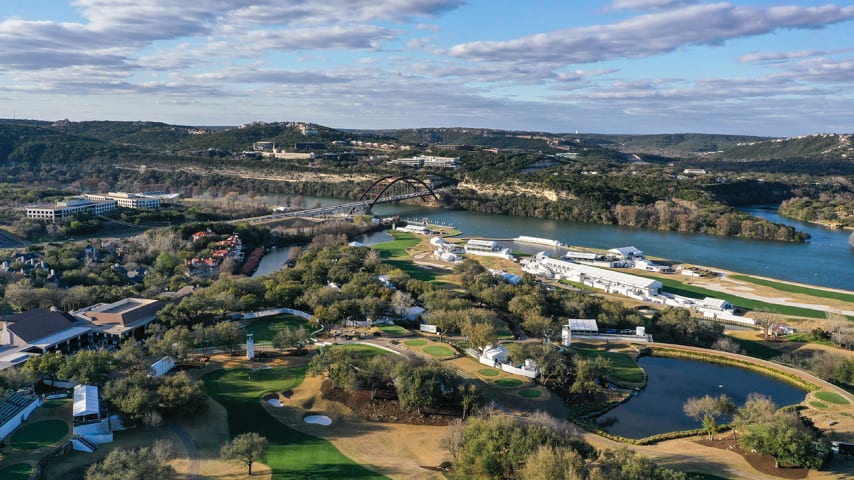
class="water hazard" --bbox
[598,356,807,439]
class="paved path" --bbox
[170,422,200,480]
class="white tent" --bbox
[73,385,100,418]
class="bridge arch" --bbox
[357,175,440,211]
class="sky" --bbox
[0,1,852,136]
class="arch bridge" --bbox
[357,175,441,212]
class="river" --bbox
[250,195,853,290]
[367,202,853,291]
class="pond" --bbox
[598,355,807,439]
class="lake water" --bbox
[368,202,854,290]
[599,356,807,439]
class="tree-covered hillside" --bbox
[719,133,853,161]
[577,133,770,155]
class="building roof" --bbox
[79,298,164,327]
[73,384,100,417]
[30,326,92,350]
[466,239,497,248]
[562,250,600,260]
[608,246,644,257]
[542,258,662,290]
[700,297,732,309]
[567,319,599,332]
[4,308,76,343]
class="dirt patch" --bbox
[322,386,460,426]
[695,438,808,479]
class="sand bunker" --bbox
[267,398,283,407]
[303,415,332,426]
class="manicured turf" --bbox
[0,463,32,480]
[495,378,523,387]
[729,274,854,303]
[377,325,409,336]
[205,366,387,480]
[10,419,68,449]
[371,231,421,258]
[637,275,827,319]
[372,232,438,282]
[809,401,829,410]
[423,345,455,357]
[478,368,500,377]
[573,348,645,384]
[41,398,68,408]
[245,315,310,343]
[785,333,833,346]
[685,473,729,480]
[519,389,542,398]
[815,391,849,405]
[335,344,391,359]
[404,339,427,347]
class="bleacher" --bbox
[0,393,35,423]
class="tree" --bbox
[395,363,460,414]
[220,432,269,475]
[58,349,115,386]
[272,326,311,354]
[460,383,486,419]
[103,373,160,425]
[209,321,242,355]
[461,318,499,354]
[520,445,587,480]
[683,394,735,440]
[0,366,37,391]
[590,447,687,480]
[157,372,208,417]
[739,412,830,469]
[85,446,176,480]
[23,351,64,384]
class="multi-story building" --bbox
[83,192,161,209]
[25,198,117,222]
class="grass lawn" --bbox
[638,275,827,319]
[377,325,409,336]
[815,391,849,405]
[729,274,854,303]
[403,339,427,347]
[573,348,645,384]
[205,366,387,480]
[371,231,421,258]
[10,420,68,450]
[809,401,829,409]
[785,333,833,346]
[726,336,781,361]
[0,463,32,480]
[495,378,524,388]
[423,345,455,357]
[518,389,542,398]
[335,344,391,359]
[478,368,500,377]
[245,315,310,343]
[684,473,729,480]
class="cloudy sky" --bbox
[0,1,852,136]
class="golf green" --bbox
[519,389,542,398]
[404,339,427,347]
[478,368,500,377]
[815,391,849,405]
[494,378,523,387]
[0,463,32,480]
[809,401,829,410]
[10,419,68,450]
[378,325,408,336]
[423,345,455,357]
[205,366,387,480]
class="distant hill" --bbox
[718,133,853,161]
[575,133,770,156]
[0,122,129,164]
[360,127,557,150]
[50,120,192,149]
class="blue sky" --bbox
[0,1,852,136]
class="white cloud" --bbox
[448,4,854,66]
[607,0,698,11]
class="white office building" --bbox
[25,198,117,222]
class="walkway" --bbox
[170,422,200,480]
